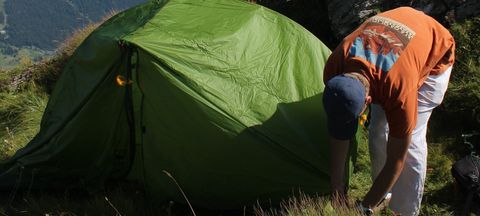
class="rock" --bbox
[325,0,480,43]
[325,0,380,44]
[253,0,480,48]
[453,0,480,20]
[257,0,337,49]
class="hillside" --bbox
[0,0,145,68]
[0,0,5,30]
[0,0,479,215]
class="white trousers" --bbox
[368,66,452,216]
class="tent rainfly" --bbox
[0,0,353,209]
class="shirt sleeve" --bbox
[383,71,418,138]
[429,27,456,75]
[430,40,455,75]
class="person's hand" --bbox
[372,192,392,212]
[356,192,392,215]
[362,136,410,208]
[355,200,374,216]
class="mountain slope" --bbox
[1,0,146,51]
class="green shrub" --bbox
[0,84,47,160]
[431,17,480,137]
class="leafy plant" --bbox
[431,17,480,136]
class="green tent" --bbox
[0,0,342,208]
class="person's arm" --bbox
[329,136,351,199]
[361,135,411,208]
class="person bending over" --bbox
[322,6,455,216]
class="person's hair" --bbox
[344,72,370,96]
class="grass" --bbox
[0,11,114,161]
[0,84,47,160]
[253,194,362,216]
[0,8,479,216]
[1,183,155,216]
[0,134,471,215]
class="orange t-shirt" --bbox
[323,7,455,138]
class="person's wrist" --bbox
[356,200,374,216]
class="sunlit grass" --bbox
[0,84,47,160]
[0,7,479,216]
[254,193,362,216]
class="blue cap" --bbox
[323,74,366,140]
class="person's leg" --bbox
[368,104,389,181]
[389,109,431,216]
[389,66,452,216]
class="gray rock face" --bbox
[450,0,480,20]
[326,0,480,43]
[325,0,380,43]
[257,0,337,49]
[259,0,480,48]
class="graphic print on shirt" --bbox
[349,15,416,74]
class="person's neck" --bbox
[344,72,370,96]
